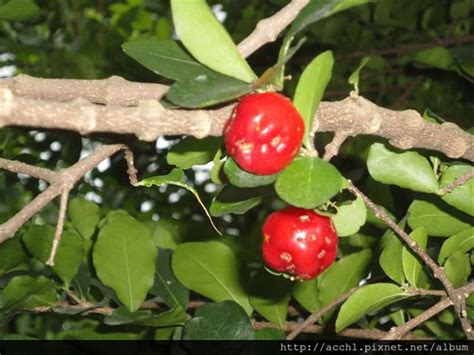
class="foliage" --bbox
[0,0,473,341]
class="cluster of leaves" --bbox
[0,0,473,341]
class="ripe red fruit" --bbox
[262,206,338,280]
[223,93,304,175]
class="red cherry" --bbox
[261,206,338,280]
[223,93,304,175]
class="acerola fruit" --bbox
[223,93,304,175]
[262,206,338,280]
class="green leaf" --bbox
[413,46,455,71]
[444,251,471,288]
[402,227,429,288]
[439,164,474,216]
[167,137,222,169]
[0,0,39,21]
[249,270,292,328]
[210,185,269,217]
[224,157,279,188]
[275,156,343,209]
[335,283,408,332]
[292,278,321,313]
[183,301,255,340]
[438,228,474,265]
[379,225,406,285]
[148,219,182,250]
[167,71,251,108]
[171,241,252,315]
[319,250,373,308]
[1,276,57,313]
[93,213,157,312]
[348,56,370,94]
[150,249,189,310]
[331,197,367,237]
[71,263,91,300]
[68,197,100,240]
[23,225,84,287]
[0,237,28,275]
[122,39,212,81]
[171,0,255,82]
[293,51,334,148]
[407,200,471,237]
[367,143,439,193]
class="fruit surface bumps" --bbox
[262,206,338,280]
[224,93,304,175]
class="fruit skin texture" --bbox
[223,93,304,175]
[262,206,338,280]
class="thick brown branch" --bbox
[1,75,169,106]
[1,89,471,161]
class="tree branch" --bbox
[383,282,474,340]
[46,189,70,266]
[439,167,474,194]
[348,182,473,339]
[0,144,123,243]
[237,0,310,58]
[0,157,56,182]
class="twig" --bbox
[0,157,56,182]
[237,0,310,58]
[46,189,70,266]
[322,131,349,161]
[439,168,474,195]
[123,148,139,187]
[383,282,474,340]
[0,144,123,244]
[348,182,473,339]
[286,285,363,340]
[347,34,474,58]
[255,321,432,340]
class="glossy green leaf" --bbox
[93,213,157,312]
[122,39,211,81]
[407,200,471,237]
[0,0,39,21]
[413,46,455,71]
[249,270,292,328]
[332,197,367,237]
[68,197,100,240]
[172,241,252,315]
[210,185,269,217]
[1,276,57,313]
[0,237,28,275]
[367,143,439,193]
[223,158,279,188]
[348,56,370,94]
[150,249,189,310]
[438,228,474,265]
[171,0,256,82]
[183,301,255,340]
[292,278,321,313]
[319,250,373,309]
[379,226,405,285]
[439,164,474,216]
[167,71,251,108]
[167,137,222,169]
[444,251,471,288]
[402,227,429,288]
[335,283,408,332]
[293,51,334,148]
[23,225,84,286]
[275,156,343,209]
[148,219,182,250]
